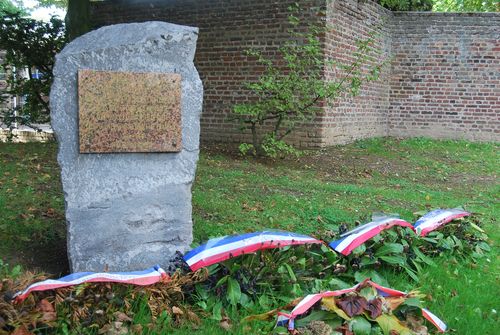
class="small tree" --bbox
[232,4,385,157]
[0,10,66,130]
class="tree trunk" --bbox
[65,0,90,41]
[251,123,263,156]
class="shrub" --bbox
[231,4,385,157]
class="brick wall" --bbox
[323,0,392,145]
[389,13,500,141]
[90,0,500,146]
[91,0,326,148]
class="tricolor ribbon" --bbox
[329,217,414,256]
[13,265,168,303]
[183,231,322,271]
[422,308,447,332]
[414,208,470,237]
[275,280,447,333]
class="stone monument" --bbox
[50,22,203,272]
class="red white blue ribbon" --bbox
[414,208,470,237]
[275,280,447,333]
[183,231,322,271]
[276,286,358,329]
[329,218,414,256]
[422,308,447,332]
[13,265,168,303]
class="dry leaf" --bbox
[337,295,368,317]
[322,297,351,320]
[243,296,304,322]
[111,321,128,335]
[219,316,232,331]
[172,306,184,315]
[385,297,406,311]
[186,310,201,325]
[130,324,143,334]
[36,299,57,322]
[404,314,428,335]
[11,326,33,335]
[335,324,354,335]
[366,298,383,319]
[98,324,112,335]
[113,311,132,322]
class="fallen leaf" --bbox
[98,324,112,334]
[113,311,132,322]
[219,316,232,331]
[243,297,303,322]
[335,324,354,335]
[365,298,383,319]
[337,295,368,317]
[12,326,33,335]
[111,321,128,335]
[414,325,429,335]
[36,299,57,322]
[322,297,351,320]
[44,208,56,218]
[385,297,406,311]
[186,310,201,325]
[172,306,184,315]
[404,314,428,335]
[130,324,143,334]
[376,314,413,335]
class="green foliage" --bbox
[337,216,489,283]
[378,0,499,12]
[433,0,499,12]
[1,138,498,334]
[192,214,489,319]
[378,0,434,11]
[232,4,384,157]
[0,259,22,279]
[0,10,66,129]
[0,0,21,15]
[37,0,68,9]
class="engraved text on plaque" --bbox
[78,70,182,153]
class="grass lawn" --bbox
[0,137,498,334]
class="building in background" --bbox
[0,51,53,142]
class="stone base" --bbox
[67,183,192,272]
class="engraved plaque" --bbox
[78,70,182,153]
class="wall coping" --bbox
[92,0,499,18]
[393,12,500,17]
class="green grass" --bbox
[0,142,67,274]
[0,137,498,334]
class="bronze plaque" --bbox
[78,69,182,153]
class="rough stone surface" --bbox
[50,21,203,272]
